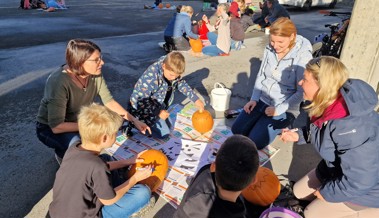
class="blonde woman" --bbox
[231,17,312,149]
[281,56,379,218]
[164,5,199,51]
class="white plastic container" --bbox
[211,82,231,111]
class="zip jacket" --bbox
[311,79,379,208]
[251,35,312,117]
[130,56,199,109]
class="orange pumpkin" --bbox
[166,3,171,8]
[242,167,281,206]
[158,3,163,9]
[189,38,203,53]
[127,149,169,192]
[192,109,214,134]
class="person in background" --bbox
[163,5,183,52]
[163,5,199,52]
[36,39,150,164]
[281,56,379,218]
[241,8,261,33]
[264,0,290,26]
[231,18,312,149]
[202,3,231,56]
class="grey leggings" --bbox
[293,169,379,218]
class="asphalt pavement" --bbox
[0,0,352,217]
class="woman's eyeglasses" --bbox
[86,55,103,64]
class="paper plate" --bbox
[259,207,302,218]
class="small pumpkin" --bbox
[127,149,169,192]
[189,38,203,53]
[158,3,163,9]
[242,167,281,206]
[192,109,214,134]
[166,3,171,8]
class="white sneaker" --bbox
[241,44,247,49]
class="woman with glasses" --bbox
[231,17,312,149]
[281,56,379,218]
[36,39,150,164]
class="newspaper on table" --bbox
[105,103,280,208]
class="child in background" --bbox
[202,3,231,56]
[128,52,205,139]
[48,104,153,218]
[230,11,245,50]
[173,135,260,218]
[241,7,261,33]
[229,0,245,18]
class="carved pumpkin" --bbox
[189,38,203,53]
[158,3,163,9]
[192,109,214,134]
[166,3,171,8]
[242,167,281,206]
[127,149,169,192]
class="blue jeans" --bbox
[100,154,151,217]
[231,100,295,149]
[150,118,171,139]
[36,122,80,158]
[202,32,225,56]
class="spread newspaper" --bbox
[105,103,279,208]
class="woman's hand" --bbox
[133,119,152,135]
[280,128,300,142]
[195,99,205,112]
[133,165,153,182]
[159,110,170,120]
[265,106,277,116]
[202,14,209,24]
[243,101,257,114]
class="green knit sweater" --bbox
[37,68,113,128]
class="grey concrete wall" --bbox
[340,0,379,90]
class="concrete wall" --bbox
[340,0,379,90]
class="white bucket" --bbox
[211,82,231,111]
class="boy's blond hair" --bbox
[163,51,186,75]
[180,5,194,15]
[78,103,123,144]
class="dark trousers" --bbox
[36,122,80,158]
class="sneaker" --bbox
[219,53,230,56]
[130,196,156,217]
[55,154,62,165]
[241,44,247,49]
[158,42,165,48]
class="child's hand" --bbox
[195,99,205,112]
[159,110,170,120]
[133,165,153,182]
[202,14,209,23]
[280,128,300,143]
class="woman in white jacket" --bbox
[232,17,312,149]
